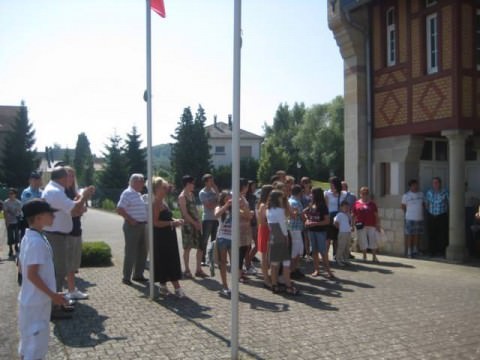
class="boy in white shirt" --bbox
[334,200,352,266]
[18,199,68,360]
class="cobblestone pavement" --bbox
[1,209,480,359]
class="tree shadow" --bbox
[52,302,127,347]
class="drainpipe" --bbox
[343,6,373,190]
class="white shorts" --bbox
[357,226,378,250]
[290,230,304,258]
[18,303,51,360]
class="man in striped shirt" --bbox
[117,174,148,285]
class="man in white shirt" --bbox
[42,167,95,293]
[401,179,424,258]
[117,174,148,285]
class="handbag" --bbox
[355,222,364,230]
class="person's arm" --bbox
[71,186,95,217]
[178,194,201,230]
[215,199,232,218]
[27,264,67,306]
[117,207,138,226]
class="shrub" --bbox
[81,241,113,267]
[101,198,116,211]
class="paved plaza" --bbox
[1,208,480,359]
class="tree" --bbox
[293,96,344,179]
[257,102,306,182]
[98,134,128,201]
[73,133,95,186]
[0,101,39,188]
[257,138,290,184]
[63,147,72,166]
[124,126,146,176]
[170,105,211,189]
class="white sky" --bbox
[0,0,343,155]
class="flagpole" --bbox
[146,0,155,300]
[231,0,242,358]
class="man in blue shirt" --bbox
[20,171,43,237]
[425,177,449,257]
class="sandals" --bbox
[195,270,209,278]
[183,270,193,279]
[311,270,320,277]
[271,284,281,294]
[239,275,249,284]
[285,285,300,296]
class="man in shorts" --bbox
[401,179,424,258]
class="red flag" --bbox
[151,0,166,18]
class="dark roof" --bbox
[0,106,21,133]
[205,121,263,140]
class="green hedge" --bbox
[81,241,113,267]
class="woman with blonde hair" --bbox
[152,177,185,297]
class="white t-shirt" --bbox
[266,207,288,236]
[117,186,148,222]
[334,212,351,233]
[401,191,424,221]
[324,190,347,213]
[42,181,75,233]
[18,229,56,307]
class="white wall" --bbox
[209,138,261,168]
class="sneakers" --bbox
[159,285,171,296]
[220,288,231,297]
[246,265,257,275]
[66,288,88,300]
[175,288,186,298]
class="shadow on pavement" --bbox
[53,302,127,347]
[154,294,266,360]
[238,291,290,312]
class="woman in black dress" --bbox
[152,177,185,298]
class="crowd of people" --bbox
[115,170,389,299]
[6,165,460,359]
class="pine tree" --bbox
[98,134,128,201]
[124,126,146,176]
[0,101,39,188]
[170,105,211,189]
[73,133,95,187]
[63,147,72,166]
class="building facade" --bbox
[329,0,480,260]
[205,118,263,168]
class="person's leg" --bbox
[201,221,212,264]
[336,233,347,265]
[183,247,191,275]
[195,248,204,274]
[122,223,137,281]
[46,233,68,292]
[427,213,435,256]
[310,232,320,275]
[261,251,270,285]
[133,225,147,279]
[220,247,228,289]
[439,213,448,256]
[270,263,279,288]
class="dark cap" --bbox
[22,199,58,218]
[30,171,41,179]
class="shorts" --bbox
[357,226,377,250]
[66,235,82,272]
[216,237,232,251]
[290,230,304,258]
[404,220,424,236]
[18,303,51,360]
[309,231,328,254]
[182,224,201,249]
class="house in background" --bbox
[328,0,480,260]
[205,115,263,168]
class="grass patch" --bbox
[81,241,113,267]
[311,180,330,190]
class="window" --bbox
[420,139,448,161]
[426,13,438,74]
[476,10,480,71]
[386,7,396,66]
[240,146,252,159]
[214,145,225,154]
[426,0,437,7]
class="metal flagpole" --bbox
[146,0,155,300]
[231,0,242,358]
